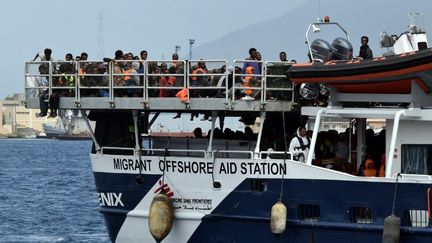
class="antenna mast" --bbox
[97,12,105,59]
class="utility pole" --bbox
[175,45,181,54]
[189,39,195,60]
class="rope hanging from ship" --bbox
[211,149,221,189]
[148,147,174,243]
[382,173,402,243]
[270,109,288,235]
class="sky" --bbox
[0,0,305,99]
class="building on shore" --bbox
[0,93,55,137]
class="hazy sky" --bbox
[0,0,306,98]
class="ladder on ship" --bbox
[24,59,295,112]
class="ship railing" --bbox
[142,148,208,158]
[186,60,229,103]
[100,146,135,154]
[212,150,254,159]
[24,61,52,98]
[51,61,80,99]
[75,60,111,102]
[264,61,295,102]
[110,60,145,100]
[259,150,294,160]
[24,59,294,109]
[99,146,208,158]
[145,60,187,101]
[233,60,265,102]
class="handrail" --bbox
[259,150,294,159]
[428,188,431,219]
[212,150,254,159]
[144,148,207,158]
[233,60,265,102]
[386,110,405,178]
[264,61,295,102]
[100,146,135,153]
[305,21,351,62]
[186,60,229,102]
[306,108,326,165]
[24,59,294,106]
[100,146,208,157]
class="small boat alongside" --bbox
[288,49,432,94]
[288,12,431,95]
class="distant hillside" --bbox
[192,0,432,63]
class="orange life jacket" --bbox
[191,68,206,81]
[123,68,132,81]
[175,88,188,102]
[363,159,377,177]
[243,66,255,95]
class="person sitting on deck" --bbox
[190,61,208,97]
[159,68,176,97]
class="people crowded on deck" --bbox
[30,47,285,101]
[29,47,297,122]
[359,36,373,59]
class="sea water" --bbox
[0,139,110,242]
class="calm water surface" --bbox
[0,139,110,242]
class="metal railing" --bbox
[212,149,254,159]
[259,150,294,160]
[145,60,187,101]
[24,59,294,106]
[233,60,265,102]
[264,61,295,102]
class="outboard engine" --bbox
[310,39,332,62]
[331,37,353,60]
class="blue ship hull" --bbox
[93,172,432,242]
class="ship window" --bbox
[350,207,373,224]
[418,42,428,51]
[401,145,432,175]
[297,204,320,221]
[403,209,430,227]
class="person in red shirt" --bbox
[159,69,176,97]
